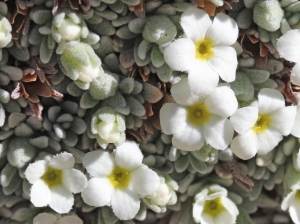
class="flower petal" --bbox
[221,197,239,216]
[258,88,285,114]
[291,62,300,86]
[188,61,219,96]
[289,196,300,224]
[30,179,51,207]
[282,190,297,210]
[25,160,48,184]
[62,169,87,194]
[164,38,196,71]
[130,166,160,196]
[205,86,238,118]
[204,116,234,150]
[208,46,237,82]
[33,213,57,224]
[256,129,283,155]
[82,150,115,177]
[206,13,238,46]
[49,186,74,214]
[57,216,83,224]
[277,29,300,62]
[49,152,75,170]
[81,178,114,207]
[230,107,258,135]
[270,106,296,136]
[111,188,140,220]
[180,7,212,42]
[172,125,205,151]
[200,213,214,224]
[115,141,143,170]
[214,210,237,224]
[193,200,204,223]
[171,77,204,106]
[292,106,300,138]
[160,103,188,135]
[230,131,257,160]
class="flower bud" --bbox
[60,42,103,88]
[0,16,12,48]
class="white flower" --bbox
[230,88,296,160]
[97,121,121,143]
[160,78,237,151]
[150,182,173,206]
[291,105,300,138]
[0,16,12,48]
[282,185,300,224]
[33,213,83,224]
[90,106,126,148]
[81,141,160,220]
[277,29,300,86]
[24,152,87,214]
[164,8,238,96]
[193,185,239,224]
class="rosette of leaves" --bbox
[119,14,178,83]
[41,100,87,151]
[231,46,280,104]
[29,8,99,63]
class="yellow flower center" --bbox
[41,167,62,188]
[187,103,211,126]
[203,197,225,217]
[108,166,131,188]
[252,114,272,133]
[195,38,214,60]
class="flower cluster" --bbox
[2,1,300,224]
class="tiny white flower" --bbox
[150,182,173,206]
[33,213,83,224]
[164,8,238,96]
[160,78,237,151]
[230,88,297,160]
[97,121,121,143]
[282,185,300,224]
[90,106,126,148]
[193,185,239,224]
[81,141,160,220]
[0,16,12,48]
[277,29,300,86]
[25,152,88,214]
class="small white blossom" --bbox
[282,185,300,224]
[81,141,160,220]
[90,106,126,148]
[164,8,238,96]
[160,78,237,151]
[25,152,87,214]
[277,29,300,86]
[230,88,296,160]
[193,185,239,224]
[150,182,173,206]
[33,213,83,224]
[0,16,12,48]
